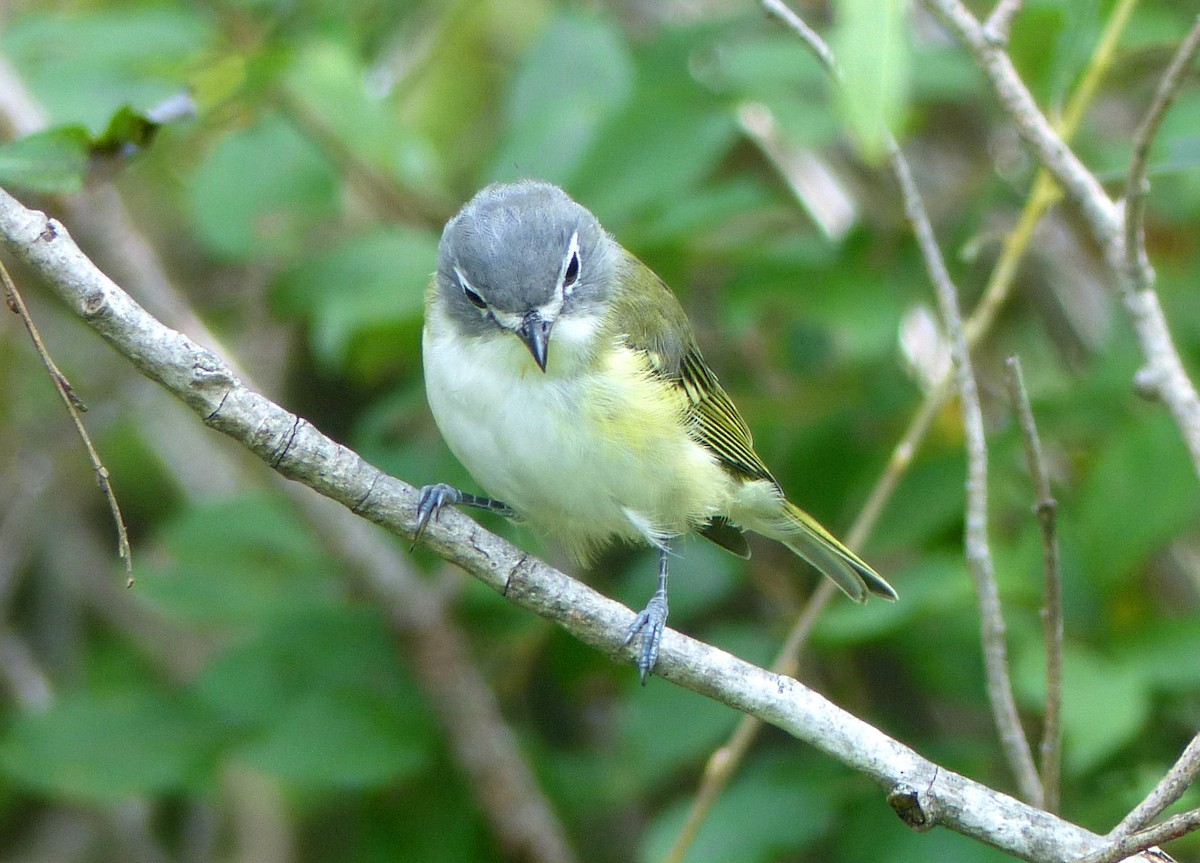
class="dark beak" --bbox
[517,312,552,372]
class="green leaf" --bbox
[0,98,190,193]
[0,126,90,193]
[1073,412,1200,591]
[706,32,840,147]
[1016,645,1152,776]
[571,27,738,227]
[188,112,340,261]
[281,40,440,193]
[194,608,437,791]
[272,226,439,370]
[93,104,165,157]
[1061,648,1152,775]
[831,0,909,161]
[815,555,975,644]
[0,689,221,802]
[239,691,431,789]
[489,10,634,186]
[2,7,214,132]
[618,676,738,785]
[640,755,836,863]
[1115,621,1200,694]
[136,493,340,627]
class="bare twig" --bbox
[1004,355,1064,813]
[1123,16,1200,297]
[1119,16,1200,471]
[676,0,1139,849]
[672,6,1065,848]
[983,0,1025,44]
[1111,731,1200,838]
[761,0,838,75]
[763,12,1041,799]
[0,260,133,587]
[925,0,1200,483]
[0,184,1172,863]
[889,140,1041,806]
[1083,807,1200,863]
[966,0,1137,347]
[919,0,1122,246]
[664,388,942,863]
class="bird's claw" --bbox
[414,483,463,543]
[624,591,668,685]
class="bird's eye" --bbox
[563,250,580,289]
[462,284,487,309]
[455,268,488,310]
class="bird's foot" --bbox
[414,483,512,543]
[624,588,668,685]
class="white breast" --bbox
[422,306,729,562]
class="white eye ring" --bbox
[560,231,581,296]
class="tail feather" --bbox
[766,501,897,603]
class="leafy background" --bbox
[0,0,1198,861]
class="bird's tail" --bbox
[761,500,897,603]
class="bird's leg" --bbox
[414,483,514,542]
[624,545,670,685]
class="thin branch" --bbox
[676,0,1141,851]
[925,0,1200,483]
[764,6,1042,800]
[967,0,1137,346]
[1118,16,1200,472]
[761,0,838,76]
[1082,807,1200,863]
[1111,730,1200,837]
[1004,355,1064,813]
[0,184,1169,863]
[889,139,1042,806]
[665,387,942,863]
[919,0,1121,247]
[983,0,1025,45]
[0,259,133,587]
[1123,15,1200,298]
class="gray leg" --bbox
[624,545,670,685]
[414,482,513,542]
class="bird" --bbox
[416,180,896,682]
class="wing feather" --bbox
[606,254,775,486]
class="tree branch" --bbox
[919,0,1121,247]
[1,259,133,586]
[983,0,1024,45]
[888,140,1041,806]
[923,0,1200,484]
[1004,355,1064,813]
[1083,807,1200,863]
[1119,16,1200,475]
[1111,730,1200,838]
[0,173,1167,863]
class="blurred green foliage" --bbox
[0,0,1198,861]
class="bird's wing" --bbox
[609,253,776,487]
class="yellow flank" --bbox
[583,342,687,456]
